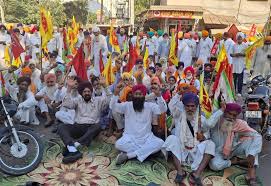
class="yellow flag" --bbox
[40,7,53,48]
[199,72,212,118]
[12,57,22,68]
[4,46,11,65]
[245,37,264,69]
[143,47,149,69]
[169,32,178,66]
[215,44,227,72]
[102,54,115,85]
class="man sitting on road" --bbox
[207,103,262,186]
[57,78,111,164]
[111,83,167,165]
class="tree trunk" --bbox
[0,0,5,23]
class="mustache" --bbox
[132,97,145,112]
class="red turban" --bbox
[132,84,147,96]
[184,66,195,75]
[184,33,191,39]
[225,103,242,114]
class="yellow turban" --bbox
[202,30,209,37]
[265,36,271,42]
[121,72,132,79]
[178,31,183,39]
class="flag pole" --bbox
[40,36,43,73]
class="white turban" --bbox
[236,32,245,40]
[92,26,100,33]
[29,59,37,65]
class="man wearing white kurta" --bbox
[198,30,213,64]
[6,77,39,125]
[0,25,11,67]
[28,29,41,61]
[111,83,167,164]
[218,32,235,64]
[90,26,108,76]
[230,32,248,95]
[162,93,215,184]
[178,33,193,68]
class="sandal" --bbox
[188,171,203,186]
[246,177,258,186]
[174,171,187,184]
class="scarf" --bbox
[179,107,199,149]
[223,119,256,157]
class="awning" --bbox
[203,14,239,29]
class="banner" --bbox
[210,39,219,55]
[249,24,257,38]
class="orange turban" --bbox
[134,70,144,80]
[177,83,190,92]
[120,86,132,102]
[21,67,32,76]
[202,30,209,37]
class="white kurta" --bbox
[251,45,271,78]
[90,34,108,75]
[231,43,248,74]
[36,85,58,113]
[0,32,11,66]
[178,39,193,68]
[219,38,235,64]
[6,82,39,125]
[111,95,167,162]
[198,37,213,64]
[29,33,41,60]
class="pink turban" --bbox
[225,103,242,114]
[44,73,56,82]
[132,84,147,96]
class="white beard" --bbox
[186,112,195,121]
[46,85,57,99]
[220,119,234,133]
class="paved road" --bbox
[258,139,271,185]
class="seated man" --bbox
[162,93,215,185]
[57,79,111,164]
[207,103,262,186]
[35,73,58,127]
[6,77,39,125]
[111,83,167,165]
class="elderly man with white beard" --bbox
[162,92,215,185]
[207,103,262,186]
[111,83,167,165]
[35,73,58,127]
[90,26,108,76]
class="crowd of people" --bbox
[0,22,269,186]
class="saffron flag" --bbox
[40,7,53,48]
[199,72,212,118]
[109,24,120,53]
[249,24,257,38]
[169,32,178,66]
[71,44,88,81]
[245,37,264,69]
[215,44,227,72]
[125,43,139,73]
[4,45,11,65]
[143,47,149,69]
[102,54,115,85]
[68,16,79,54]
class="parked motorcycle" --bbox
[245,75,271,140]
[0,96,44,175]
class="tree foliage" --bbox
[3,0,66,26]
[63,0,89,25]
[134,0,151,16]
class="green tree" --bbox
[87,12,97,24]
[63,0,89,25]
[134,0,151,16]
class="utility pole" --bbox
[100,0,104,24]
[0,0,5,23]
[236,0,242,21]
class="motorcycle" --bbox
[0,96,44,175]
[245,75,271,140]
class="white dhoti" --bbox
[209,136,262,171]
[55,107,76,125]
[15,107,39,125]
[115,133,164,162]
[162,135,215,170]
[37,99,49,113]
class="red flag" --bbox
[125,43,138,72]
[228,24,239,42]
[10,32,24,59]
[249,24,257,38]
[99,50,104,73]
[71,44,88,80]
[210,39,220,55]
